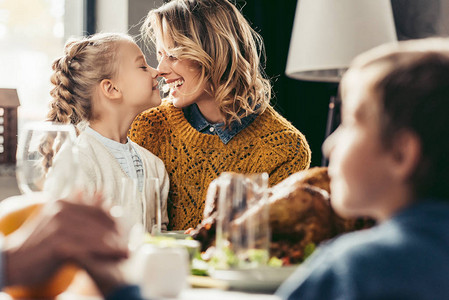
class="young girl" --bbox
[45,33,169,232]
[130,0,311,230]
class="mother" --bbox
[130,0,311,230]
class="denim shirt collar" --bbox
[183,103,258,144]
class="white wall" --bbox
[96,0,129,33]
[64,0,84,39]
[95,0,164,66]
[128,0,165,67]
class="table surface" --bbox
[0,288,281,300]
[0,272,282,300]
[0,184,285,300]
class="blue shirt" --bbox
[276,200,449,300]
[106,284,145,300]
[183,104,258,144]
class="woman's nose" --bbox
[157,58,170,77]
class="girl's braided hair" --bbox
[42,32,134,171]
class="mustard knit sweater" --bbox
[130,101,311,230]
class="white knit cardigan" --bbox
[45,130,169,232]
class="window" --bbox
[0,108,4,154]
[0,0,70,132]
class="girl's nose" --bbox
[149,66,159,78]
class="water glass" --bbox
[16,122,79,200]
[141,177,162,235]
[108,177,145,250]
[214,172,270,269]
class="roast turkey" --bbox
[191,167,374,264]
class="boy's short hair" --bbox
[342,38,449,200]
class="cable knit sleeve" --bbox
[129,104,170,152]
[267,131,311,186]
[129,112,148,148]
[255,110,311,187]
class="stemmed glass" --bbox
[15,121,79,200]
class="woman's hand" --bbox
[184,227,194,234]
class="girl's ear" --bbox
[99,79,121,100]
[390,130,421,181]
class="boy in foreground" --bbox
[276,38,449,299]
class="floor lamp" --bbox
[285,0,397,166]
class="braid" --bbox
[38,132,57,172]
[44,55,75,172]
[48,40,91,125]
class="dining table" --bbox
[0,271,284,300]
[0,289,281,300]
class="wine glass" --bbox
[15,122,79,200]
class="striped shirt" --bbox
[85,126,144,191]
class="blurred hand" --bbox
[184,227,194,234]
[3,193,128,288]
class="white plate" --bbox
[158,230,189,239]
[209,266,298,293]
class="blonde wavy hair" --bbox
[42,32,133,171]
[141,0,272,126]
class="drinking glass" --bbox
[110,177,146,250]
[214,172,270,269]
[141,177,162,235]
[15,122,79,200]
